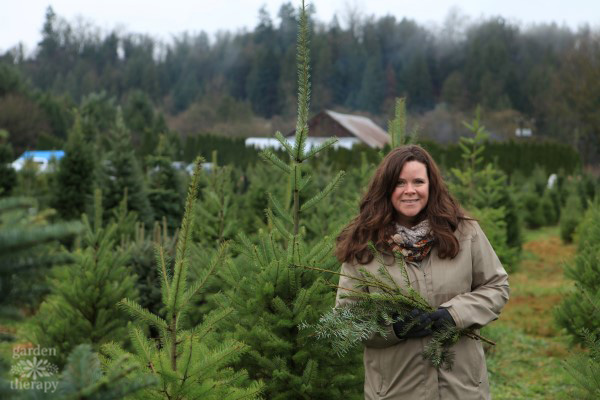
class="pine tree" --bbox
[555,200,600,344]
[127,219,178,316]
[55,344,157,399]
[563,328,600,399]
[193,151,237,247]
[559,192,583,244]
[218,3,363,397]
[448,109,520,272]
[146,134,184,231]
[6,344,156,400]
[101,159,263,400]
[0,129,17,196]
[52,112,95,220]
[0,197,82,316]
[99,109,153,226]
[29,190,138,367]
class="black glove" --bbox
[392,308,432,339]
[420,308,456,331]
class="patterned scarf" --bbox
[388,219,434,262]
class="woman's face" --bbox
[390,160,429,227]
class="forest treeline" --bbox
[1,3,599,162]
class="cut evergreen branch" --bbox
[296,250,495,370]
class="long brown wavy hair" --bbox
[336,145,467,264]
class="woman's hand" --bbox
[420,308,456,331]
[392,308,432,338]
[393,308,455,339]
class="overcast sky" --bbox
[2,0,598,54]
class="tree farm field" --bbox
[484,225,579,399]
[0,225,581,398]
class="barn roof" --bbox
[323,110,389,148]
[288,110,389,148]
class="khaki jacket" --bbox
[335,220,509,400]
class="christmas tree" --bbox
[0,196,82,315]
[217,2,363,397]
[0,129,17,196]
[29,190,138,367]
[448,110,520,272]
[99,109,153,226]
[146,134,184,231]
[52,112,95,220]
[101,159,263,399]
[555,199,600,343]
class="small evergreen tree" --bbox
[559,204,600,398]
[53,112,95,220]
[29,190,138,367]
[101,159,263,400]
[218,3,363,397]
[0,197,82,316]
[193,151,236,247]
[559,192,583,244]
[555,200,600,343]
[0,129,17,196]
[448,110,520,272]
[127,219,178,316]
[146,134,184,231]
[99,109,153,226]
[563,329,600,399]
[7,344,156,400]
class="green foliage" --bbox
[80,91,117,146]
[98,109,153,226]
[449,110,520,272]
[146,135,184,231]
[29,190,138,367]
[0,197,82,314]
[300,256,485,370]
[56,344,157,399]
[52,113,95,220]
[556,200,600,344]
[0,129,17,196]
[126,219,177,316]
[6,344,156,400]
[563,328,600,399]
[559,193,584,244]
[217,4,363,398]
[101,159,263,400]
[193,153,236,247]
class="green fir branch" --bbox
[274,131,295,155]
[300,170,345,212]
[119,298,168,332]
[268,192,294,225]
[267,209,293,241]
[169,158,202,312]
[259,149,292,174]
[304,137,339,160]
[293,0,311,162]
[180,242,228,309]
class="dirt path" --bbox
[486,227,578,399]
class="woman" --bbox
[335,145,509,400]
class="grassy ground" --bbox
[485,225,579,399]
